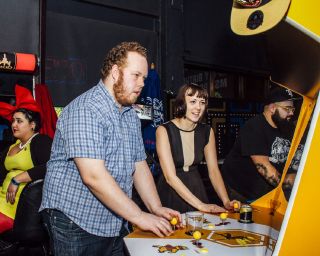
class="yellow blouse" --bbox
[0,140,34,219]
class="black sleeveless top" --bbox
[157,121,211,213]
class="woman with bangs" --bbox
[156,83,239,213]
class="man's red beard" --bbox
[113,70,125,104]
[114,70,141,106]
[113,70,133,106]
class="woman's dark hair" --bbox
[13,108,41,132]
[174,83,208,118]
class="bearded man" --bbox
[40,42,181,256]
[221,85,298,203]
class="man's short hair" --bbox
[101,42,147,79]
[174,83,208,118]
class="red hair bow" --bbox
[0,84,41,121]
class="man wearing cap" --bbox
[221,86,297,203]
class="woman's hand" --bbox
[223,200,241,211]
[6,182,19,204]
[198,203,225,213]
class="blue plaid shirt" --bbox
[40,80,146,236]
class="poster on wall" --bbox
[209,71,237,99]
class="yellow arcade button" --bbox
[193,231,202,240]
[220,212,228,220]
[199,248,208,254]
[170,217,178,225]
[208,224,215,229]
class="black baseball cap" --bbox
[265,86,300,105]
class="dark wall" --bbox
[0,0,40,55]
[84,0,160,16]
[183,0,269,73]
[0,0,272,107]
[161,0,185,94]
[0,0,40,95]
[0,0,40,148]
[45,0,160,106]
[44,0,272,106]
[161,0,270,94]
[266,21,320,96]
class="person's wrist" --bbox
[150,205,163,215]
[131,210,143,226]
[11,177,20,186]
[197,202,206,211]
[223,200,231,208]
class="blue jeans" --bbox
[41,209,128,256]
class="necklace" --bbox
[175,118,197,132]
[19,133,39,150]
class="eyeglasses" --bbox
[274,103,295,114]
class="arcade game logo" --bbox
[0,53,15,71]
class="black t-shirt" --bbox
[222,114,292,201]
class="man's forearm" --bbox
[255,163,281,187]
[133,161,162,213]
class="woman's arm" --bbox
[7,135,52,204]
[156,126,224,213]
[204,128,239,209]
[7,171,32,204]
[7,135,52,184]
[7,143,34,203]
[26,134,52,181]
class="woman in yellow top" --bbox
[0,86,52,233]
